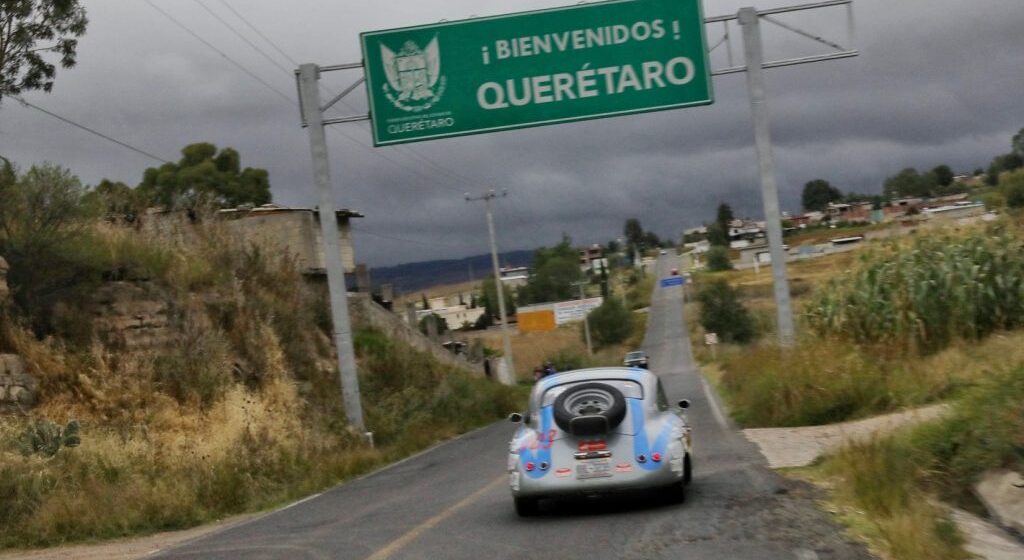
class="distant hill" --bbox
[370,250,534,295]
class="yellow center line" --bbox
[364,475,506,560]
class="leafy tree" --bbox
[696,280,755,344]
[931,165,954,187]
[0,0,88,101]
[519,240,581,304]
[137,143,271,210]
[1013,127,1024,158]
[716,203,734,231]
[1003,170,1024,209]
[973,168,985,177]
[587,297,633,347]
[705,246,732,271]
[479,275,515,320]
[801,179,843,212]
[418,313,448,336]
[884,168,931,199]
[624,218,644,253]
[0,162,100,335]
[706,222,728,247]
[82,178,145,221]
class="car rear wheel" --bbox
[683,454,693,484]
[552,382,627,436]
[665,477,687,504]
[514,496,540,517]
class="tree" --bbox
[519,240,581,304]
[705,246,732,271]
[137,143,271,210]
[1013,127,1024,158]
[884,168,931,199]
[931,165,954,187]
[1003,170,1024,209]
[716,203,734,231]
[0,162,99,335]
[623,218,644,253]
[479,275,515,320]
[587,297,633,347]
[418,313,448,336]
[706,223,728,247]
[801,179,843,212]
[0,1,88,101]
[696,280,755,344]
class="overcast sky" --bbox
[1,0,1021,266]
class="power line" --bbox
[192,0,294,76]
[12,95,171,164]
[215,0,299,67]
[351,226,478,249]
[201,1,495,193]
[142,0,295,105]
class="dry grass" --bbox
[0,222,524,551]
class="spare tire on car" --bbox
[552,382,627,437]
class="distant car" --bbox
[659,249,667,255]
[670,268,679,276]
[623,350,649,369]
[507,368,693,516]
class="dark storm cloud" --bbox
[1,0,1021,266]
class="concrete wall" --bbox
[347,293,484,377]
[223,211,356,273]
[0,354,37,409]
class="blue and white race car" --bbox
[507,367,693,516]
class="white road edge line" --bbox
[147,422,499,557]
[701,375,730,430]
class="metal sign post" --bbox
[297,64,366,433]
[705,0,858,347]
[738,8,795,346]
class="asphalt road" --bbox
[156,255,872,560]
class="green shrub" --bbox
[587,297,634,347]
[696,279,755,344]
[705,246,732,271]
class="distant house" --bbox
[577,244,607,273]
[499,266,529,288]
[826,201,872,223]
[142,203,364,275]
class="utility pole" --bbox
[738,7,795,347]
[297,64,366,432]
[572,280,594,356]
[467,190,515,385]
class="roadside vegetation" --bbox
[0,162,523,550]
[687,128,1024,559]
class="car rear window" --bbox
[540,379,643,407]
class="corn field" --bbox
[805,227,1024,352]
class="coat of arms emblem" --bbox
[380,36,446,112]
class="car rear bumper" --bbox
[509,454,684,499]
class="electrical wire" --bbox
[192,0,294,76]
[142,0,296,105]
[11,95,172,164]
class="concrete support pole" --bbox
[739,8,796,347]
[298,64,366,431]
[574,281,594,356]
[484,195,516,385]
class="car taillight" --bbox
[525,462,535,472]
[651,452,662,462]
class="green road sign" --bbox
[360,0,712,146]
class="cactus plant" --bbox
[17,419,81,457]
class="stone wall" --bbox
[0,354,37,409]
[91,282,174,351]
[348,293,485,377]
